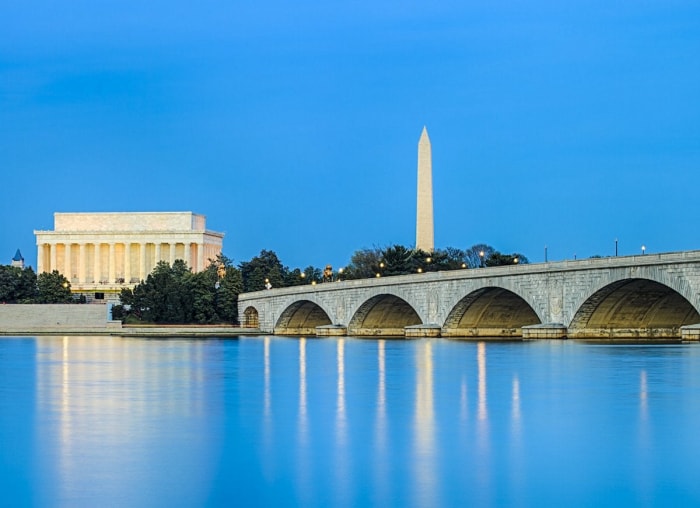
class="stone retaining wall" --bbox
[0,304,120,334]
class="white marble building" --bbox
[35,212,224,298]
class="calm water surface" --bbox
[2,336,700,507]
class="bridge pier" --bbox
[405,324,441,338]
[681,324,700,341]
[316,324,347,337]
[522,323,568,339]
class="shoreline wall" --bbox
[0,304,120,334]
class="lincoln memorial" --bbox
[35,212,224,299]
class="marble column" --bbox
[94,243,102,283]
[169,243,176,265]
[49,243,57,273]
[197,243,204,272]
[155,243,162,266]
[184,242,191,268]
[124,243,131,283]
[37,244,45,274]
[64,243,72,280]
[79,243,87,283]
[139,243,147,281]
[109,243,116,283]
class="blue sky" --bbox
[2,1,699,271]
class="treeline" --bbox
[0,266,76,304]
[115,255,241,324]
[240,244,529,291]
[2,242,528,325]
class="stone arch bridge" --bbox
[237,251,700,340]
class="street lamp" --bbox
[513,257,519,264]
[479,250,485,268]
[615,238,618,257]
[461,262,467,269]
[641,245,646,255]
[417,267,423,273]
[300,271,306,279]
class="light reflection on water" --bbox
[2,336,700,506]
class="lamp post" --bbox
[544,245,548,263]
[641,245,646,255]
[615,238,618,257]
[513,257,519,265]
[479,250,485,268]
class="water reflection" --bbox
[475,341,491,505]
[460,375,468,423]
[335,339,350,506]
[478,341,488,422]
[298,338,308,443]
[511,375,521,430]
[296,338,311,504]
[509,375,524,504]
[6,336,700,507]
[414,341,438,507]
[374,340,389,504]
[34,336,215,506]
[261,336,274,483]
[637,369,652,504]
[639,369,648,421]
[263,336,271,420]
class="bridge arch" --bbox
[243,306,260,328]
[568,277,700,339]
[348,293,422,336]
[274,299,332,335]
[442,287,541,337]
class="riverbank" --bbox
[0,304,264,337]
[0,324,261,337]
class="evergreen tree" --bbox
[35,270,72,303]
[0,265,37,303]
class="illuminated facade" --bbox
[34,212,224,300]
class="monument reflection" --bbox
[34,336,217,506]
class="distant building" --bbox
[34,212,224,301]
[11,249,24,268]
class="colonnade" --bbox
[37,240,218,285]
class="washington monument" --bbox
[416,126,434,252]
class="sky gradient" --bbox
[2,1,699,271]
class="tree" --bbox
[381,245,416,276]
[343,247,383,280]
[0,265,37,303]
[117,254,244,325]
[485,251,530,267]
[36,270,72,303]
[239,250,288,292]
[438,247,468,270]
[128,261,193,323]
[465,244,496,268]
[216,261,243,324]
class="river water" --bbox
[2,335,700,507]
